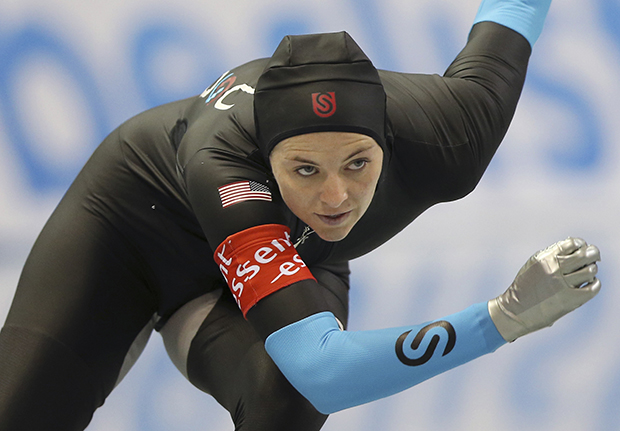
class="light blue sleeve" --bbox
[264,302,506,414]
[473,0,552,47]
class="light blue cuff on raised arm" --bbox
[473,0,552,47]
[265,302,506,414]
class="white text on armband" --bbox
[214,224,316,316]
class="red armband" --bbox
[214,224,316,317]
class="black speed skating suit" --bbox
[0,22,530,430]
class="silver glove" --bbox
[489,237,601,342]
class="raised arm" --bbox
[381,22,532,202]
[379,0,552,205]
[474,0,552,47]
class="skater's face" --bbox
[270,132,383,242]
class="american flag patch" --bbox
[218,180,272,208]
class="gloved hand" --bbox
[489,237,601,342]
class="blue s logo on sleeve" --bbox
[395,321,456,366]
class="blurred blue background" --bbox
[1,0,618,429]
